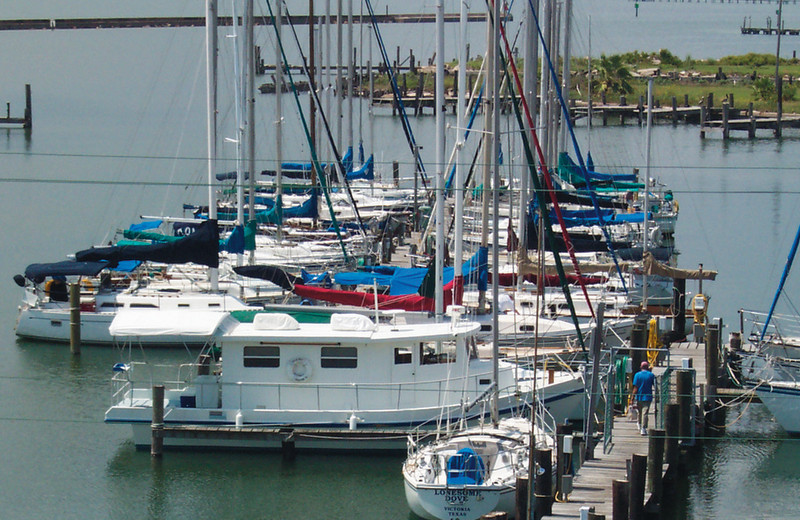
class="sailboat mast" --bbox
[347,0,354,157]
[558,0,572,153]
[435,0,445,317]
[246,0,256,262]
[643,78,653,309]
[275,0,284,243]
[453,0,468,302]
[519,0,538,293]
[491,0,501,427]
[478,10,495,313]
[206,0,219,290]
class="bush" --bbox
[753,77,775,100]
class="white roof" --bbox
[109,310,232,337]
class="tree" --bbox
[594,54,634,96]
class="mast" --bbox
[453,0,468,305]
[275,0,284,243]
[347,0,354,158]
[491,0,501,428]
[642,78,653,310]
[435,0,445,318]
[246,0,256,263]
[519,0,538,293]
[478,9,494,313]
[206,0,219,290]
[558,0,572,153]
[336,0,343,167]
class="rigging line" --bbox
[488,0,595,322]
[364,0,429,190]
[279,0,368,238]
[485,2,586,351]
[528,0,629,294]
[264,0,349,263]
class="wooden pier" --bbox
[0,84,32,129]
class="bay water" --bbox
[1,1,799,518]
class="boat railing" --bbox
[740,308,800,348]
[113,363,525,415]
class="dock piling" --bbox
[628,454,647,520]
[151,385,165,457]
[612,479,629,520]
[69,282,81,355]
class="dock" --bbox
[536,322,752,520]
[0,84,31,130]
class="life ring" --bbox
[287,357,313,382]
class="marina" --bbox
[3,1,800,519]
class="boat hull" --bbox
[404,479,513,520]
[753,382,800,434]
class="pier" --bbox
[535,321,753,520]
[0,84,32,129]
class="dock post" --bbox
[534,448,553,517]
[555,423,573,499]
[69,282,81,355]
[392,160,399,187]
[684,94,689,107]
[671,96,678,124]
[630,323,647,373]
[676,370,694,441]
[647,429,665,507]
[672,278,686,341]
[749,102,756,139]
[722,101,730,140]
[707,92,713,109]
[612,479,629,520]
[776,77,783,138]
[705,323,720,387]
[664,403,680,471]
[637,96,643,126]
[151,385,165,457]
[515,476,528,520]
[24,83,32,129]
[700,105,707,139]
[628,454,647,520]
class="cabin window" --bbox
[420,340,456,365]
[178,303,190,308]
[321,346,358,368]
[480,324,492,332]
[207,303,221,308]
[130,303,158,309]
[243,345,280,368]
[394,347,412,365]
[100,302,124,309]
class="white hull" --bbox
[753,382,800,434]
[404,480,513,520]
[106,313,586,451]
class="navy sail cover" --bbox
[75,219,220,268]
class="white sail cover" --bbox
[109,310,231,337]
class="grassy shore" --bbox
[367,51,800,114]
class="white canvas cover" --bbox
[253,312,300,331]
[109,310,231,337]
[329,313,375,332]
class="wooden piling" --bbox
[749,102,756,138]
[628,454,647,520]
[705,324,720,387]
[700,105,706,139]
[69,282,81,355]
[722,102,730,140]
[664,403,680,470]
[612,479,630,520]
[515,476,529,520]
[676,370,693,440]
[535,448,553,517]
[671,96,678,124]
[637,96,643,126]
[151,385,165,457]
[24,83,32,129]
[647,429,665,506]
[392,160,399,187]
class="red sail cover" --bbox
[294,276,464,312]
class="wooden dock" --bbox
[539,334,734,520]
[0,84,31,129]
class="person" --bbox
[632,361,656,435]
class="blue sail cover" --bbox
[24,260,108,281]
[75,219,220,268]
[333,247,488,295]
[346,155,374,181]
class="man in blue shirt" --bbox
[632,361,656,435]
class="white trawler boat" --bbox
[105,309,585,451]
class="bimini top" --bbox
[109,310,235,338]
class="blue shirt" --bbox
[633,370,655,402]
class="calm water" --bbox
[1,2,800,518]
